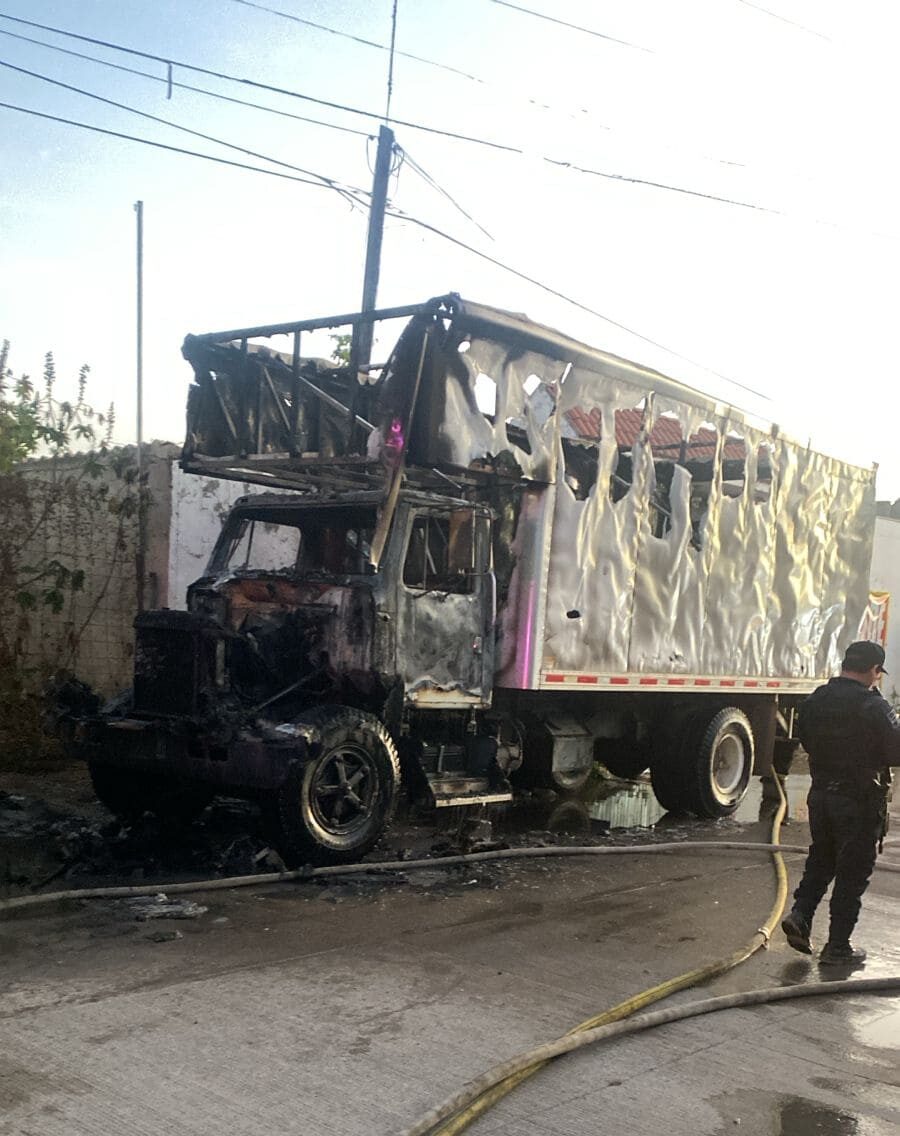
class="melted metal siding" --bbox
[182,295,876,689]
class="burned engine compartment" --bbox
[133,493,395,733]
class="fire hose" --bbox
[2,786,899,1136]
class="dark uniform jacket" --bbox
[798,677,900,799]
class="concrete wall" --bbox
[6,447,288,695]
[5,444,177,696]
[167,467,256,607]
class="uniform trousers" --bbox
[792,787,882,943]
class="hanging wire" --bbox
[396,145,494,241]
[385,0,398,122]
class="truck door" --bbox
[394,504,494,706]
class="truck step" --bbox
[425,773,513,808]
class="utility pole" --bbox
[351,124,394,376]
[134,200,146,612]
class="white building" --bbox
[870,509,900,700]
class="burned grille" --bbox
[133,611,202,717]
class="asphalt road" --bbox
[1,776,898,1136]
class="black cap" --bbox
[841,640,888,674]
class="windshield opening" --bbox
[210,506,377,576]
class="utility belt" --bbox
[813,781,890,854]
[813,779,876,799]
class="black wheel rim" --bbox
[309,743,379,835]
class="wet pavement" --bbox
[1,766,898,1135]
[0,766,812,902]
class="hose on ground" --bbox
[1,839,808,914]
[412,779,897,1136]
[1,839,897,916]
[397,976,900,1136]
[6,787,898,1135]
[417,771,793,1136]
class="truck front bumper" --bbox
[75,717,304,794]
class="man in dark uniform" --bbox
[781,640,898,965]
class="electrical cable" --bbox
[735,0,831,41]
[395,145,495,242]
[229,0,487,87]
[0,87,841,406]
[0,26,754,176]
[383,205,773,402]
[0,11,798,219]
[0,58,366,206]
[0,28,371,137]
[227,0,633,132]
[0,73,786,403]
[488,0,651,52]
[0,86,786,400]
[0,100,369,204]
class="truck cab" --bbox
[83,487,510,865]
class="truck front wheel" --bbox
[267,707,400,865]
[650,707,754,818]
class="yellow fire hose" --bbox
[400,779,898,1136]
[3,781,898,1136]
[405,777,791,1136]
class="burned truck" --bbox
[80,295,876,863]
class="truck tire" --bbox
[687,707,754,817]
[267,706,400,865]
[649,740,691,813]
[88,761,213,826]
[650,707,753,818]
[648,708,698,813]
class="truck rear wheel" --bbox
[650,707,754,818]
[88,761,213,826]
[267,707,400,866]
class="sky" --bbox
[2,1,899,498]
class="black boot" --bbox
[819,942,866,966]
[781,909,812,955]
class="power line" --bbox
[0,27,371,138]
[0,11,787,219]
[0,99,369,204]
[2,6,738,179]
[488,0,652,52]
[0,97,766,401]
[228,0,617,128]
[0,10,874,234]
[0,11,497,143]
[735,0,831,41]
[0,27,755,182]
[0,58,366,206]
[0,26,756,187]
[395,145,495,242]
[385,206,771,403]
[0,100,841,406]
[229,0,487,87]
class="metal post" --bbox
[134,200,146,612]
[351,124,395,377]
